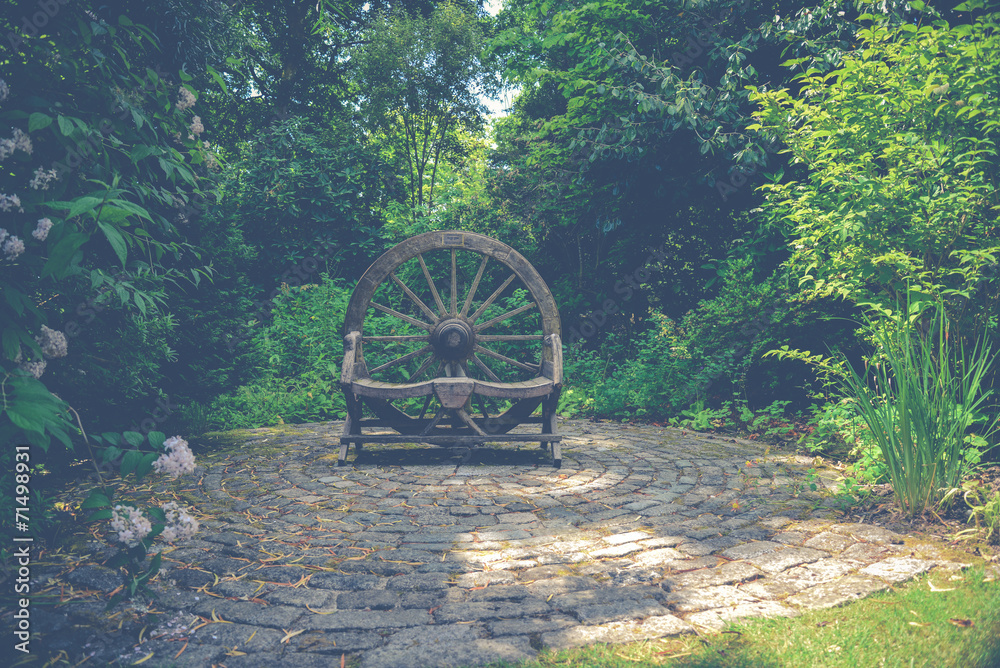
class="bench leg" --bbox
[340,392,363,466]
[541,389,560,466]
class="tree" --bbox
[751,7,1000,339]
[354,2,488,214]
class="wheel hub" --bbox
[431,318,474,360]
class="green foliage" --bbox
[752,11,1000,338]
[355,1,488,213]
[219,117,382,283]
[0,7,217,455]
[197,279,351,430]
[838,301,998,517]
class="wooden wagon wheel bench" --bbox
[339,230,564,466]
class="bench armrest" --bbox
[341,330,362,387]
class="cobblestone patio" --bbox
[17,420,983,667]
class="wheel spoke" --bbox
[469,273,516,323]
[363,335,431,342]
[371,302,434,331]
[418,254,447,316]
[471,353,502,382]
[475,302,537,332]
[390,272,439,322]
[450,249,458,316]
[477,334,544,342]
[474,344,539,374]
[410,354,438,382]
[369,345,433,375]
[461,255,489,318]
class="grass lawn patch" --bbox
[476,566,1000,668]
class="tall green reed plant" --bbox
[840,301,997,517]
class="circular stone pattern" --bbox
[27,420,962,668]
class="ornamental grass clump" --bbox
[840,302,997,517]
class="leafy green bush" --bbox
[193,278,350,430]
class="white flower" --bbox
[111,505,152,546]
[153,436,196,477]
[32,217,53,241]
[0,193,23,212]
[12,128,31,154]
[19,359,46,379]
[188,116,204,139]
[176,86,196,111]
[160,501,199,543]
[35,324,68,358]
[0,138,14,160]
[3,235,24,259]
[29,167,58,190]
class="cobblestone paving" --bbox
[60,421,977,666]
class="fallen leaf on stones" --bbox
[247,630,257,643]
[210,609,233,624]
[133,651,155,664]
[928,581,955,592]
[306,604,337,614]
[173,641,188,659]
[281,629,305,643]
[225,650,247,657]
[948,618,974,627]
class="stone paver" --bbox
[12,419,987,667]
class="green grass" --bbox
[474,566,1000,668]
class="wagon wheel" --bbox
[343,230,561,439]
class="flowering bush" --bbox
[81,430,201,604]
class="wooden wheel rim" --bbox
[344,230,561,383]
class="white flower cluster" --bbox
[2,232,24,260]
[160,501,199,543]
[187,116,204,140]
[0,128,32,160]
[32,217,53,241]
[153,436,196,477]
[35,324,68,358]
[111,505,153,546]
[176,86,196,111]
[29,167,58,190]
[0,193,23,212]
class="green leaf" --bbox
[28,113,53,132]
[135,453,158,479]
[57,115,75,136]
[81,492,111,510]
[148,432,165,449]
[122,431,143,448]
[97,221,128,267]
[120,450,143,477]
[41,233,88,278]
[67,196,104,219]
[86,509,114,522]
